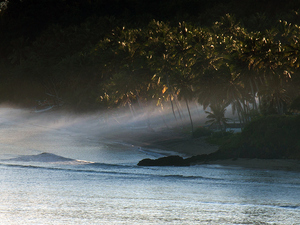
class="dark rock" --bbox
[137,150,237,167]
[185,152,234,165]
[138,155,189,166]
[184,154,209,164]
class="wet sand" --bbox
[209,158,300,172]
[105,126,219,156]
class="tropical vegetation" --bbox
[209,115,300,160]
[1,0,300,122]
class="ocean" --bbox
[0,108,299,224]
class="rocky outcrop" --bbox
[137,155,189,166]
[137,151,234,166]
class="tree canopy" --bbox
[1,0,300,120]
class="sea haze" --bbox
[0,107,299,224]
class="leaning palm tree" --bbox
[205,102,231,131]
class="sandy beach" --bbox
[209,158,300,172]
[105,126,300,172]
[104,126,218,156]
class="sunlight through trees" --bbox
[1,0,300,122]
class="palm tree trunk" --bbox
[166,77,178,121]
[254,79,261,113]
[185,98,194,134]
[128,101,135,118]
[174,98,183,121]
[249,79,258,111]
[170,94,177,121]
[160,110,169,128]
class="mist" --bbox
[0,101,217,161]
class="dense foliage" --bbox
[214,115,300,159]
[1,0,300,118]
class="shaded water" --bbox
[0,108,299,224]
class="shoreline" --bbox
[196,158,300,172]
[106,126,300,172]
[104,126,219,157]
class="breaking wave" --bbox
[5,152,75,163]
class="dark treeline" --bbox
[1,0,300,120]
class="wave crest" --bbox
[6,152,75,163]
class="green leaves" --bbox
[93,17,300,118]
[1,2,300,114]
[205,102,231,131]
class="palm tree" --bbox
[205,102,231,131]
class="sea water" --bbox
[0,108,299,224]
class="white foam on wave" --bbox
[4,152,93,165]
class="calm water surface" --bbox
[0,108,299,224]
